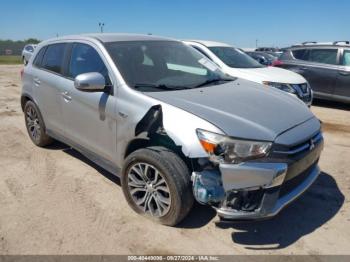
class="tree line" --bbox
[0,38,41,56]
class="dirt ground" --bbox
[0,65,349,255]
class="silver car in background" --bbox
[22,44,37,64]
[21,34,323,226]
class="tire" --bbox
[24,100,53,147]
[121,146,194,226]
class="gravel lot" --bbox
[0,65,349,255]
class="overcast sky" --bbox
[1,0,349,48]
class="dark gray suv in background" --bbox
[275,41,350,103]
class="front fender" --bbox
[160,103,224,157]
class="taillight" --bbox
[20,68,24,79]
[272,60,283,67]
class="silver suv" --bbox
[21,34,324,226]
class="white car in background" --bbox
[22,44,37,65]
[183,40,313,106]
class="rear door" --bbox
[334,48,350,101]
[59,42,118,162]
[290,48,339,95]
[32,43,68,135]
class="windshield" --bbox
[105,41,233,91]
[209,46,264,68]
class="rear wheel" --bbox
[24,101,53,147]
[121,147,194,226]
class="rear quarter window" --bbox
[308,49,338,65]
[343,50,350,66]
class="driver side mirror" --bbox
[74,72,106,92]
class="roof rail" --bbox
[301,41,317,45]
[333,41,350,45]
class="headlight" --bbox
[262,81,296,94]
[196,129,272,164]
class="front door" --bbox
[60,42,117,162]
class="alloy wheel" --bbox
[127,162,171,217]
[26,106,41,143]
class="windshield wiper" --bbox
[194,78,234,88]
[134,83,188,91]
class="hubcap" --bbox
[127,162,171,217]
[26,106,41,142]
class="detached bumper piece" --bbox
[216,164,320,220]
[192,132,323,220]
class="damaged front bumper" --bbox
[215,163,320,220]
[192,132,323,220]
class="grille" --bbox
[299,83,309,93]
[292,83,311,102]
[270,131,323,180]
[250,131,323,191]
[272,131,323,160]
[279,162,318,197]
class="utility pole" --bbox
[98,22,105,33]
[256,39,258,48]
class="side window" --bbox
[308,49,338,65]
[33,47,46,67]
[42,43,66,74]
[342,50,350,66]
[292,49,309,60]
[68,43,110,84]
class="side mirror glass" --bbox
[74,72,106,92]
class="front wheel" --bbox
[121,147,194,226]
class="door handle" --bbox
[300,67,308,70]
[33,77,41,86]
[338,71,350,76]
[61,91,72,101]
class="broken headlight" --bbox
[196,129,272,164]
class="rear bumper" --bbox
[215,164,320,220]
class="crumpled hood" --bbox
[226,66,306,84]
[146,78,315,141]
